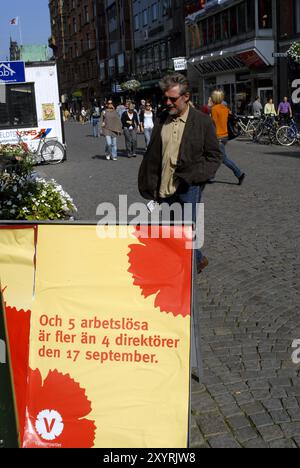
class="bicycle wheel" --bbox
[276,126,297,146]
[41,140,65,164]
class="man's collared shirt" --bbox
[159,105,190,198]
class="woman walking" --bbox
[139,102,155,148]
[211,90,245,185]
[121,104,139,158]
[101,100,122,161]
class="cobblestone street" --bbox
[41,123,300,448]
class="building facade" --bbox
[98,0,134,97]
[49,0,102,108]
[186,0,277,113]
[132,0,186,101]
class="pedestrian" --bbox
[264,97,276,117]
[116,101,126,119]
[201,97,213,115]
[277,96,293,124]
[252,96,263,117]
[121,104,139,158]
[138,73,222,274]
[100,100,122,161]
[211,89,246,186]
[91,100,101,138]
[81,107,87,124]
[139,102,155,148]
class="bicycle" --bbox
[276,118,300,146]
[236,115,260,138]
[252,115,279,145]
[16,130,65,165]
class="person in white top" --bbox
[264,98,276,117]
[140,102,155,148]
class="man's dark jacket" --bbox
[138,106,222,200]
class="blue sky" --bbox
[0,0,51,60]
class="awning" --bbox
[189,39,274,76]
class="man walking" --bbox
[138,74,222,273]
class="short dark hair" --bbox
[159,74,191,96]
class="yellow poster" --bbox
[1,224,192,448]
[42,104,55,121]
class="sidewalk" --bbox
[191,140,300,448]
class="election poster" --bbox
[0,224,193,448]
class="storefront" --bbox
[188,39,275,113]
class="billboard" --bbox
[0,224,193,448]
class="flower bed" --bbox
[0,155,77,221]
[287,42,300,65]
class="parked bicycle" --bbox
[252,115,279,145]
[16,130,65,165]
[236,115,260,138]
[276,118,300,147]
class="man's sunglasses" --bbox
[163,94,183,103]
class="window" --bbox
[152,3,159,21]
[134,14,139,31]
[84,5,89,23]
[222,10,230,40]
[296,0,300,33]
[230,7,238,37]
[0,83,37,129]
[258,0,272,29]
[246,0,255,32]
[215,14,221,41]
[143,9,148,26]
[86,33,91,49]
[237,2,246,34]
[73,17,77,33]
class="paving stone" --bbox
[240,402,266,416]
[250,413,274,428]
[258,425,284,443]
[280,423,300,438]
[234,427,259,444]
[196,412,229,438]
[268,439,297,449]
[287,408,300,421]
[208,434,241,449]
[243,438,269,449]
[226,415,251,430]
[189,426,206,448]
[282,397,300,410]
[269,410,291,424]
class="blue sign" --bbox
[0,61,25,84]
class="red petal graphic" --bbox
[4,302,31,442]
[128,226,192,318]
[23,368,96,448]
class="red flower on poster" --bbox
[4,301,31,442]
[128,226,192,318]
[22,369,96,448]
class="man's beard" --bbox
[168,106,179,115]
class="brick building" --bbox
[49,0,103,109]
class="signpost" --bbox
[0,61,25,84]
[173,57,187,72]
